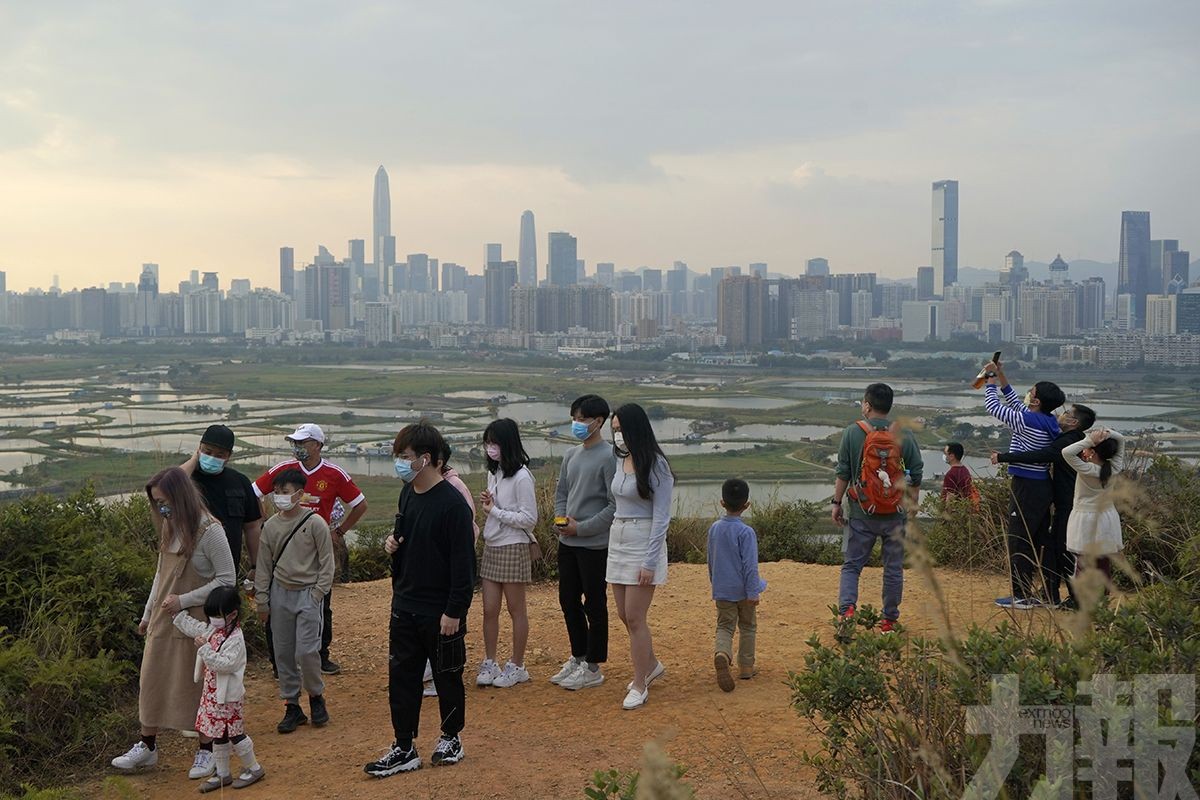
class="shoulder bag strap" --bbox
[268,511,317,596]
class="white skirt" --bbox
[605,518,668,586]
[1066,508,1123,556]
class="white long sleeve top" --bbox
[482,466,538,547]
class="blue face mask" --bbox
[394,456,425,483]
[571,420,593,441]
[198,453,226,475]
[157,503,173,519]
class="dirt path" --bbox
[120,562,1009,799]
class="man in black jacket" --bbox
[994,403,1096,609]
[364,423,475,778]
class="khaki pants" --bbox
[715,600,757,668]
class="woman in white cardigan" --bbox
[1061,428,1125,580]
[476,418,539,689]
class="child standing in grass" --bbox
[1061,428,1126,582]
[706,479,766,692]
[174,586,265,792]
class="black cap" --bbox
[201,424,235,451]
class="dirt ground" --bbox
[114,562,1010,800]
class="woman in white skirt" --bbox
[607,403,674,710]
[1061,428,1125,584]
[476,418,538,689]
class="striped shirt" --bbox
[983,384,1061,480]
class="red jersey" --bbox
[253,458,365,524]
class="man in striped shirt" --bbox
[981,361,1064,610]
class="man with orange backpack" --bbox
[831,383,923,633]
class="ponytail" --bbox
[1099,461,1113,488]
[1094,438,1120,488]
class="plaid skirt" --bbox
[480,543,532,584]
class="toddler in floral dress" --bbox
[174,585,265,792]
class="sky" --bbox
[1,0,1198,292]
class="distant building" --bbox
[280,247,295,297]
[548,232,578,287]
[485,260,518,328]
[486,243,502,267]
[1177,289,1200,334]
[1048,254,1069,284]
[1146,294,1177,336]
[932,180,959,296]
[805,258,830,277]
[1118,211,1151,328]
[518,211,537,286]
[717,275,767,348]
[1076,277,1106,331]
[373,165,391,279]
[916,267,935,301]
[1018,282,1078,338]
[902,300,946,342]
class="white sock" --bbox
[233,736,260,772]
[213,742,232,778]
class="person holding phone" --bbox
[606,403,674,710]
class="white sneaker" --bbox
[491,661,530,688]
[188,748,216,779]
[561,664,605,691]
[111,741,158,771]
[423,681,439,697]
[423,660,434,683]
[627,660,665,691]
[622,686,649,710]
[549,656,581,685]
[476,658,501,686]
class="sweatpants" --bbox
[269,584,325,701]
[839,517,905,621]
[388,610,466,748]
[1008,476,1054,601]
[557,544,609,664]
[714,600,757,667]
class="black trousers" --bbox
[1008,477,1055,600]
[557,544,609,664]
[1044,501,1076,604]
[389,610,466,747]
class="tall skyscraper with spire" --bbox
[932,180,959,297]
[518,210,537,286]
[372,166,392,293]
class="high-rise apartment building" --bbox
[1076,277,1105,331]
[1177,289,1200,334]
[916,267,935,301]
[1118,211,1151,328]
[1018,282,1078,338]
[279,247,295,297]
[548,233,578,287]
[485,260,518,328]
[518,211,537,286]
[1146,294,1177,336]
[805,258,829,277]
[717,275,767,348]
[932,180,959,296]
[595,263,615,287]
[407,254,430,293]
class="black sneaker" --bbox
[320,658,342,675]
[277,702,308,734]
[363,743,421,777]
[431,735,464,766]
[310,694,329,727]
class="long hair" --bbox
[483,418,529,479]
[613,403,671,501]
[145,466,211,557]
[1094,438,1120,487]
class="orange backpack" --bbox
[848,420,906,515]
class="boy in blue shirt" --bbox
[706,479,767,693]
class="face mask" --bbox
[613,431,629,457]
[273,491,298,511]
[942,454,950,464]
[1024,391,1035,408]
[208,616,227,630]
[157,503,172,519]
[485,443,502,461]
[292,445,309,461]
[198,453,226,475]
[571,420,593,440]
[394,456,425,482]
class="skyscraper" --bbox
[916,267,935,301]
[279,247,295,297]
[485,260,518,328]
[1118,211,1151,328]
[518,211,537,286]
[486,243,502,266]
[372,166,391,289]
[1048,254,1069,284]
[548,232,578,287]
[805,258,829,277]
[932,180,959,296]
[717,275,767,348]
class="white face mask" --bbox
[208,616,226,630]
[273,491,298,511]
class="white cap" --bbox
[286,423,326,444]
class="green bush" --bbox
[584,743,693,799]
[919,476,1010,573]
[0,487,157,793]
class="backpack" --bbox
[848,420,906,515]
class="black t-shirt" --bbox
[391,479,476,620]
[191,466,262,549]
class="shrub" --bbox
[0,487,157,793]
[584,743,693,799]
[919,476,1010,573]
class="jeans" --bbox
[557,544,609,664]
[1008,477,1054,601]
[839,517,905,621]
[714,600,757,667]
[388,610,466,748]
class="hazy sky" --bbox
[2,1,1198,291]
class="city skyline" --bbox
[1,3,1197,291]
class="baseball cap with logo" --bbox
[286,423,326,444]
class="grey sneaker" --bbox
[549,656,581,685]
[491,662,530,688]
[561,664,605,691]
